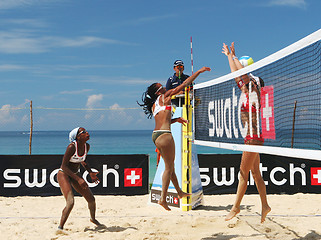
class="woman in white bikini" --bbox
[138,66,211,210]
[57,127,101,230]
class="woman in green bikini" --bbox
[138,66,210,210]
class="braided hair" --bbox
[137,83,160,119]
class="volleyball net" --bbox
[193,29,321,160]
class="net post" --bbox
[182,86,192,211]
[29,100,33,155]
[291,100,297,148]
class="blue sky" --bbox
[0,0,319,131]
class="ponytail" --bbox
[137,83,159,119]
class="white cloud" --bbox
[125,14,175,26]
[110,14,175,28]
[108,103,133,124]
[0,31,137,54]
[47,36,133,48]
[82,75,156,86]
[86,94,103,109]
[0,0,61,10]
[109,103,122,110]
[0,99,30,125]
[0,0,34,9]
[268,0,307,8]
[0,31,45,53]
[2,18,48,28]
[0,104,17,123]
[60,89,93,95]
[0,64,27,71]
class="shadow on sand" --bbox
[84,224,138,233]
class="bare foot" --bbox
[90,218,102,226]
[158,199,171,211]
[177,191,192,199]
[261,206,271,223]
[225,208,240,221]
[56,226,67,235]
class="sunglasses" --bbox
[77,130,87,136]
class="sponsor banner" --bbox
[0,154,149,197]
[191,144,204,208]
[260,86,276,140]
[198,154,321,194]
[150,188,180,208]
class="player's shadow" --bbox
[294,230,321,240]
[201,233,262,240]
[84,224,138,233]
[195,204,254,212]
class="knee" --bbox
[164,167,174,175]
[251,171,263,182]
[239,169,249,182]
[66,198,74,210]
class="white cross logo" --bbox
[262,93,272,131]
[126,170,140,184]
[313,170,321,183]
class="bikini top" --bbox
[241,96,257,113]
[241,76,261,113]
[153,95,172,117]
[69,141,87,163]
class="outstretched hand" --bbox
[198,66,211,73]
[222,43,230,56]
[230,42,236,57]
[90,172,100,184]
[177,117,188,126]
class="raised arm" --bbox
[166,66,211,97]
[222,43,239,73]
[222,43,249,89]
[230,42,245,70]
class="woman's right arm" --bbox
[222,43,249,90]
[167,66,211,97]
[222,43,239,73]
[230,42,245,71]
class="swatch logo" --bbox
[261,85,276,140]
[124,168,142,187]
[311,167,321,185]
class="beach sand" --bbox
[0,193,320,240]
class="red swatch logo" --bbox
[124,168,142,187]
[311,167,321,185]
[261,85,276,140]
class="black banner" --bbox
[198,154,321,195]
[0,154,149,197]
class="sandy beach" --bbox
[0,193,320,240]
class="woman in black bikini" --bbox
[222,42,271,223]
[138,66,210,210]
[57,127,101,230]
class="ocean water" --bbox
[0,130,234,183]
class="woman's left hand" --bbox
[177,117,188,126]
[230,42,236,57]
[222,43,230,56]
[90,172,100,184]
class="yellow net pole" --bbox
[182,86,192,211]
